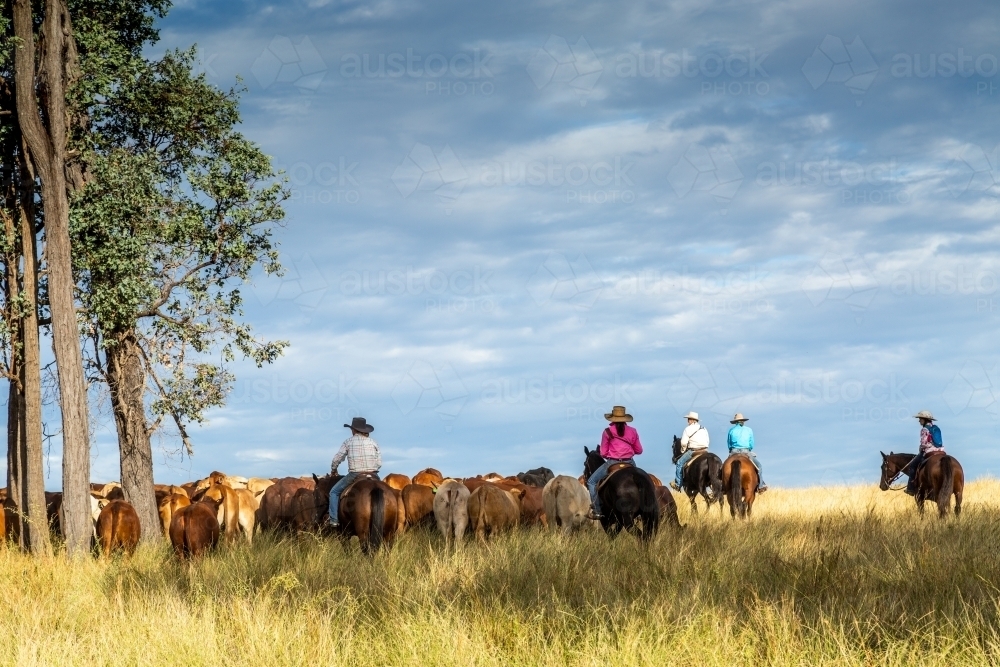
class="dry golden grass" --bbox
[1,480,998,666]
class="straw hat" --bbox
[684,411,700,421]
[730,413,749,424]
[604,406,633,423]
[913,410,936,422]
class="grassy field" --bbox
[1,481,999,666]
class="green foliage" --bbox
[70,43,287,442]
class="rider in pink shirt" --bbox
[588,406,643,519]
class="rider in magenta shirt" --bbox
[599,424,643,459]
[588,406,643,519]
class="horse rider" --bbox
[328,417,382,528]
[905,410,944,495]
[727,413,767,493]
[670,411,709,491]
[588,405,644,520]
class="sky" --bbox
[49,0,1000,487]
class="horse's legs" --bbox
[688,492,698,514]
[915,494,925,516]
[954,488,963,518]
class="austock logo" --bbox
[667,144,744,213]
[391,143,468,213]
[802,35,878,105]
[526,35,603,105]
[391,361,469,429]
[526,253,604,310]
[252,36,327,93]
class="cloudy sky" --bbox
[70,0,1000,486]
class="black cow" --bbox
[516,467,554,488]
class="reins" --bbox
[884,455,917,492]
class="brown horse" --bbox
[317,474,402,555]
[721,453,759,519]
[879,451,964,518]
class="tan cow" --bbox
[468,483,524,541]
[158,493,191,539]
[384,473,411,491]
[412,468,444,489]
[246,477,274,507]
[199,484,256,543]
[433,479,470,548]
[95,500,141,557]
[543,475,591,535]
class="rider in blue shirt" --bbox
[726,413,767,492]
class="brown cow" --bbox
[197,484,256,543]
[96,500,141,557]
[468,483,524,541]
[256,477,316,531]
[517,485,547,527]
[648,473,663,487]
[158,493,191,539]
[169,500,221,559]
[413,468,444,488]
[401,484,435,528]
[654,487,682,528]
[384,473,411,491]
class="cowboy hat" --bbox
[344,417,375,434]
[604,406,633,423]
[730,413,749,424]
[913,410,936,421]
[684,411,700,421]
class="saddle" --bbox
[342,471,380,496]
[914,451,946,478]
[684,450,707,470]
[728,451,760,473]
[596,461,634,492]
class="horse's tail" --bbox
[639,473,661,539]
[708,455,723,502]
[367,487,385,553]
[937,456,955,516]
[728,460,745,517]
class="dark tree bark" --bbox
[106,330,160,542]
[13,0,92,556]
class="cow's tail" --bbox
[476,492,489,540]
[708,456,723,503]
[366,487,385,554]
[937,456,955,516]
[728,460,745,518]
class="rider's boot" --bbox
[669,481,681,491]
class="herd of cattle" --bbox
[0,465,685,558]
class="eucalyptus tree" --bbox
[72,50,287,536]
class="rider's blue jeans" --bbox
[674,449,695,486]
[730,449,764,485]
[587,458,633,515]
[328,472,358,524]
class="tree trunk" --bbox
[13,0,92,556]
[17,173,51,556]
[106,330,159,542]
[6,376,26,549]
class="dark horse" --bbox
[879,451,964,518]
[313,473,403,554]
[671,436,723,513]
[583,447,660,540]
[721,453,759,519]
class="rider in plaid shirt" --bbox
[328,417,382,527]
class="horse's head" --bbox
[671,435,682,464]
[583,446,605,480]
[879,451,904,491]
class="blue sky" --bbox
[68,0,1000,486]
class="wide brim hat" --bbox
[344,417,375,434]
[730,413,749,424]
[684,411,700,421]
[913,410,936,421]
[604,406,633,423]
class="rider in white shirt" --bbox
[670,411,709,491]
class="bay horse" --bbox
[879,451,964,518]
[314,473,403,554]
[582,447,659,541]
[721,453,759,519]
[671,436,724,513]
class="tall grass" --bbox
[1,481,998,666]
